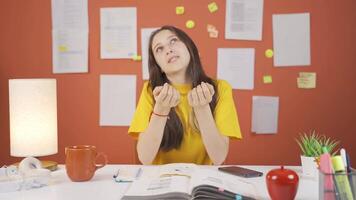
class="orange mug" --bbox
[65,145,108,182]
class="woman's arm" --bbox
[188,82,229,165]
[193,105,229,165]
[136,83,180,164]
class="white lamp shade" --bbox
[9,79,58,157]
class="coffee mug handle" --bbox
[95,152,108,170]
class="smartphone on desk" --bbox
[218,166,263,178]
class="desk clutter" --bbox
[318,150,356,200]
[319,169,356,200]
[0,157,51,193]
[1,153,354,199]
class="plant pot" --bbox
[300,155,318,177]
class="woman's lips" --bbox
[168,56,179,63]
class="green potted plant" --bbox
[296,130,339,177]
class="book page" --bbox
[123,176,190,198]
[123,163,197,199]
[188,169,258,198]
[158,163,197,178]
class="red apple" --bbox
[266,166,299,200]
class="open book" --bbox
[122,163,258,200]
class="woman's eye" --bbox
[170,38,178,45]
[156,46,163,53]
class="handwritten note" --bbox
[297,72,316,89]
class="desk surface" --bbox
[0,165,318,200]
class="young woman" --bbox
[128,26,241,165]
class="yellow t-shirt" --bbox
[128,80,242,165]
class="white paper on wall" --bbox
[225,0,264,40]
[52,30,88,73]
[100,7,137,59]
[251,96,279,134]
[217,48,255,90]
[272,13,311,67]
[51,0,88,30]
[51,0,88,73]
[100,75,136,126]
[141,28,159,80]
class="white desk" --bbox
[0,165,318,200]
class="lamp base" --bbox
[40,160,58,171]
[13,160,58,171]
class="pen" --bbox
[331,156,354,200]
[346,153,352,173]
[340,148,347,170]
[113,169,120,179]
[346,153,355,198]
[135,168,142,179]
[319,147,336,200]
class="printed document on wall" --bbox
[225,0,264,40]
[217,48,254,90]
[100,75,136,126]
[251,96,279,134]
[51,0,88,73]
[51,0,88,30]
[273,13,310,67]
[141,28,158,80]
[52,30,88,73]
[100,8,137,59]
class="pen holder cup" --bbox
[319,169,356,200]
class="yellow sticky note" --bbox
[208,2,218,13]
[58,45,68,52]
[297,77,316,89]
[299,72,316,79]
[132,55,142,61]
[265,49,274,58]
[263,75,272,84]
[298,72,316,89]
[186,20,195,29]
[209,30,218,38]
[176,6,184,15]
[207,24,216,32]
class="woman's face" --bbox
[151,30,191,77]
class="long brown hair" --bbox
[148,25,217,151]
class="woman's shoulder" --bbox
[142,81,154,89]
[141,81,153,95]
[214,79,232,91]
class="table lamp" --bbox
[9,78,58,171]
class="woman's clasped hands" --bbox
[153,82,215,113]
[153,83,180,115]
[188,82,215,108]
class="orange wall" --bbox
[1,0,355,166]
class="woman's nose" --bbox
[166,49,173,55]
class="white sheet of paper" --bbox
[217,48,254,90]
[51,0,88,30]
[100,7,137,59]
[100,75,136,126]
[52,30,88,73]
[141,28,159,80]
[273,13,310,67]
[51,0,88,73]
[251,96,279,134]
[225,0,264,40]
